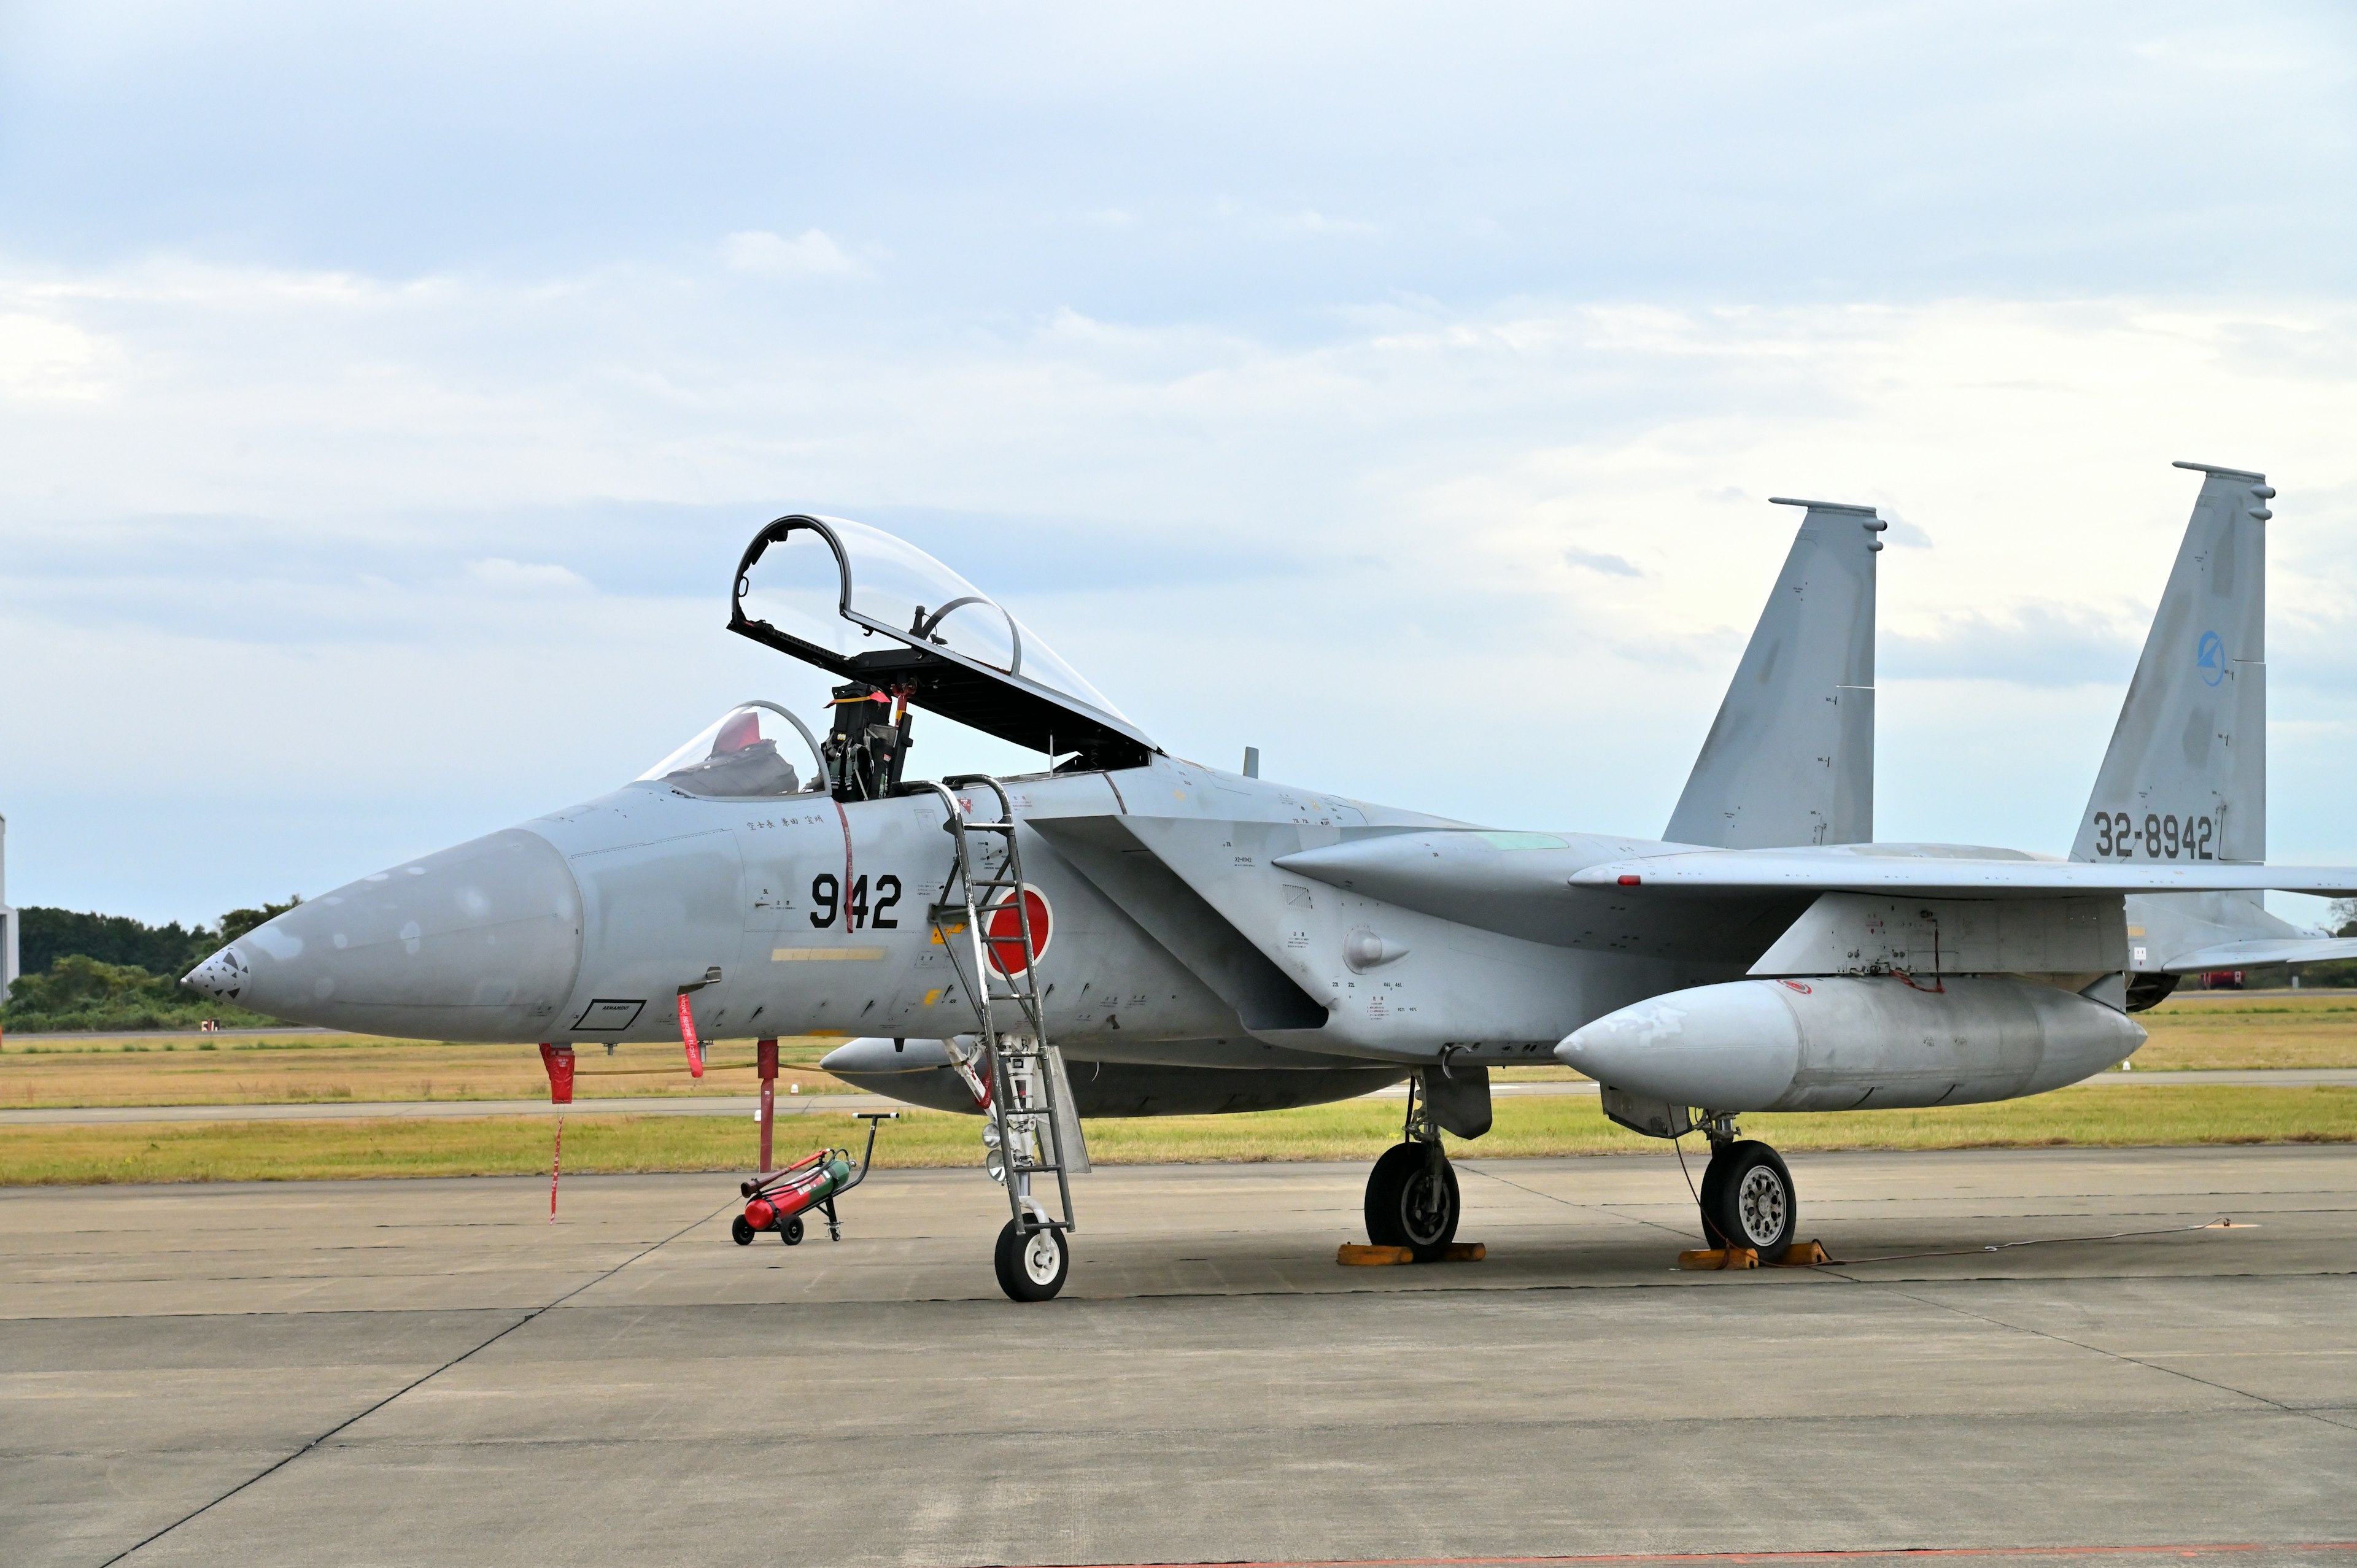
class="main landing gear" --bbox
[1363,1073,1461,1258]
[1696,1116,1797,1257]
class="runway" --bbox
[4,1145,2353,1566]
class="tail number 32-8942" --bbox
[2091,811,2214,860]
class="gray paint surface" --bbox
[2073,463,2270,865]
[1666,498,1884,850]
[6,1147,2353,1566]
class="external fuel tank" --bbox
[1556,975,2145,1113]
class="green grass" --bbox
[6,1084,2350,1186]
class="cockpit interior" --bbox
[641,515,1160,806]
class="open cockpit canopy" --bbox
[637,700,829,798]
[727,515,1155,768]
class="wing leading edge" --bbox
[1273,832,2357,961]
[1569,846,2357,898]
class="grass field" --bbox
[2123,988,2357,1069]
[4,1083,2350,1187]
[3,987,2351,1186]
[0,1033,859,1108]
[2,987,2352,1111]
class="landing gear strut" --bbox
[1364,1073,1461,1257]
[1697,1114,1797,1257]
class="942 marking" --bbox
[2091,810,2214,860]
[808,872,902,932]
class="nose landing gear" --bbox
[994,1216,1070,1301]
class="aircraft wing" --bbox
[1274,831,2357,962]
[1568,848,2357,898]
[2145,937,2357,971]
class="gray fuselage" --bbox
[213,752,1740,1078]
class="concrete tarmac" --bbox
[4,1145,2354,1567]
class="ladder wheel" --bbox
[993,1219,1069,1302]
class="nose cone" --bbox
[1557,982,1802,1110]
[187,828,584,1041]
[183,946,254,1003]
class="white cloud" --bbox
[720,228,865,278]
[1565,546,1641,577]
[1881,513,1934,549]
[0,309,119,401]
[1883,605,2142,689]
[462,558,592,595]
[1274,210,1379,235]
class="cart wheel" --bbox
[782,1216,805,1246]
[730,1215,756,1246]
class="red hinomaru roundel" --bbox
[982,887,1052,976]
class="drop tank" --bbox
[1557,975,2145,1113]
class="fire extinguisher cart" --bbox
[732,1111,896,1246]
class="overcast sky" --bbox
[4,1,2355,927]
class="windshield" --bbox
[637,701,826,797]
[736,516,1131,724]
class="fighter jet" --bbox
[187,462,2357,1300]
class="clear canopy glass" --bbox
[637,701,826,797]
[736,516,1131,725]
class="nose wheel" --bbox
[1700,1138,1797,1257]
[994,1218,1070,1301]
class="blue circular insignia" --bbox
[2196,629,2226,687]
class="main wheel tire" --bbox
[730,1215,756,1246]
[782,1215,805,1246]
[1697,1147,1733,1247]
[1363,1142,1418,1246]
[993,1219,1070,1302]
[1363,1141,1460,1255]
[1703,1141,1796,1257]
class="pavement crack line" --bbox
[1468,1156,2351,1424]
[1824,1274,2354,1432]
[95,1197,734,1568]
[1459,1162,1737,1246]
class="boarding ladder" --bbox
[915,774,1088,1241]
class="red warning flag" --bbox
[538,1042,575,1105]
[677,994,705,1078]
[537,1043,575,1223]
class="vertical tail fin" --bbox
[1665,498,1886,849]
[2072,463,2271,866]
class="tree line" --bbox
[4,901,298,1034]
